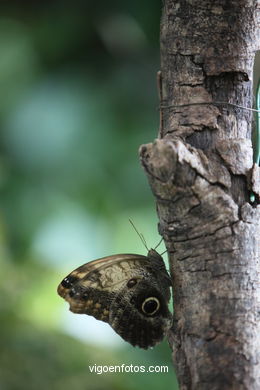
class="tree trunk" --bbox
[139,1,260,389]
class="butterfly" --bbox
[57,224,172,349]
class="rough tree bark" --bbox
[139,1,260,389]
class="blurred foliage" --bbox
[0,1,179,390]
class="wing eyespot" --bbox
[61,275,78,288]
[141,297,160,316]
[127,278,138,288]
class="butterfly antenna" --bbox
[140,233,149,250]
[129,219,149,251]
[160,249,168,256]
[154,236,164,250]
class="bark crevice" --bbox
[140,1,260,389]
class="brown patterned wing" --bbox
[109,270,172,348]
[57,254,151,323]
[57,250,172,348]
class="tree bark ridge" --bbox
[140,1,260,389]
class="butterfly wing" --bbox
[109,275,172,349]
[57,251,172,348]
[57,254,151,322]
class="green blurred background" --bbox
[0,1,179,389]
[1,1,259,389]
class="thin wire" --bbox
[250,80,260,203]
[160,95,260,203]
[255,82,260,165]
[160,101,260,113]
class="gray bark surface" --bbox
[140,1,260,389]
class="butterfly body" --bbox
[57,249,172,349]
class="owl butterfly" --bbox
[57,225,172,349]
